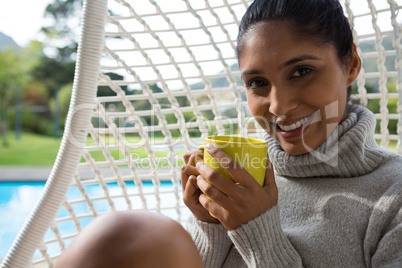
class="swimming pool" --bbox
[0,181,189,260]
[0,182,45,259]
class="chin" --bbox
[274,135,315,156]
[281,144,311,156]
[272,123,327,156]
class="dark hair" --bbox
[237,0,354,100]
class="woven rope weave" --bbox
[1,0,401,267]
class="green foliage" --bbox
[0,45,41,146]
[176,96,190,106]
[98,72,129,97]
[353,78,399,135]
[0,49,28,90]
[8,110,54,136]
[42,0,82,61]
[31,56,75,90]
[0,41,77,140]
[49,83,73,130]
[386,78,398,135]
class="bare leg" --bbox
[55,210,203,268]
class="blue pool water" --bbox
[0,181,186,260]
[0,182,45,259]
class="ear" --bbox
[346,43,361,86]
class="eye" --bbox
[290,67,312,79]
[247,79,268,89]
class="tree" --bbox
[23,0,82,137]
[0,44,39,146]
[31,56,75,93]
[42,0,82,62]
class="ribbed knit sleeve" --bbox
[228,206,303,268]
[366,176,402,267]
[186,216,233,268]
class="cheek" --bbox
[303,75,346,107]
[247,94,272,131]
[247,93,267,116]
[318,69,348,102]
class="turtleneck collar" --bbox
[266,104,389,178]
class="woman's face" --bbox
[240,21,360,155]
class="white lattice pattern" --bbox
[1,0,401,267]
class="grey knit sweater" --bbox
[186,104,402,268]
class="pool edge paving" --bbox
[0,166,52,181]
[0,166,175,181]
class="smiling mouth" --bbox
[276,113,315,132]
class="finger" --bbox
[187,153,196,166]
[186,176,221,223]
[181,154,201,177]
[189,153,204,168]
[183,175,200,207]
[180,165,190,192]
[184,175,199,200]
[196,161,237,195]
[198,193,225,221]
[196,174,232,208]
[204,143,253,185]
[183,151,193,164]
[183,150,203,164]
[194,153,203,165]
[183,165,199,176]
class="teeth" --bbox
[277,116,309,132]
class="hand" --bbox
[181,150,220,224]
[195,143,277,230]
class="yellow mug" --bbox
[199,136,268,186]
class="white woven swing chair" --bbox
[2,0,402,267]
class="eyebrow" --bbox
[241,69,264,77]
[278,54,323,70]
[241,54,323,78]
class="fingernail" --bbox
[196,161,203,168]
[205,142,214,151]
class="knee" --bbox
[95,210,183,241]
[108,210,190,252]
[94,210,200,267]
[83,210,177,253]
[56,210,201,268]
[56,210,169,267]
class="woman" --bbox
[183,0,402,267]
[56,0,402,267]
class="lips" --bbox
[277,116,310,132]
[275,113,316,139]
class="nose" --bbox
[268,85,298,117]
